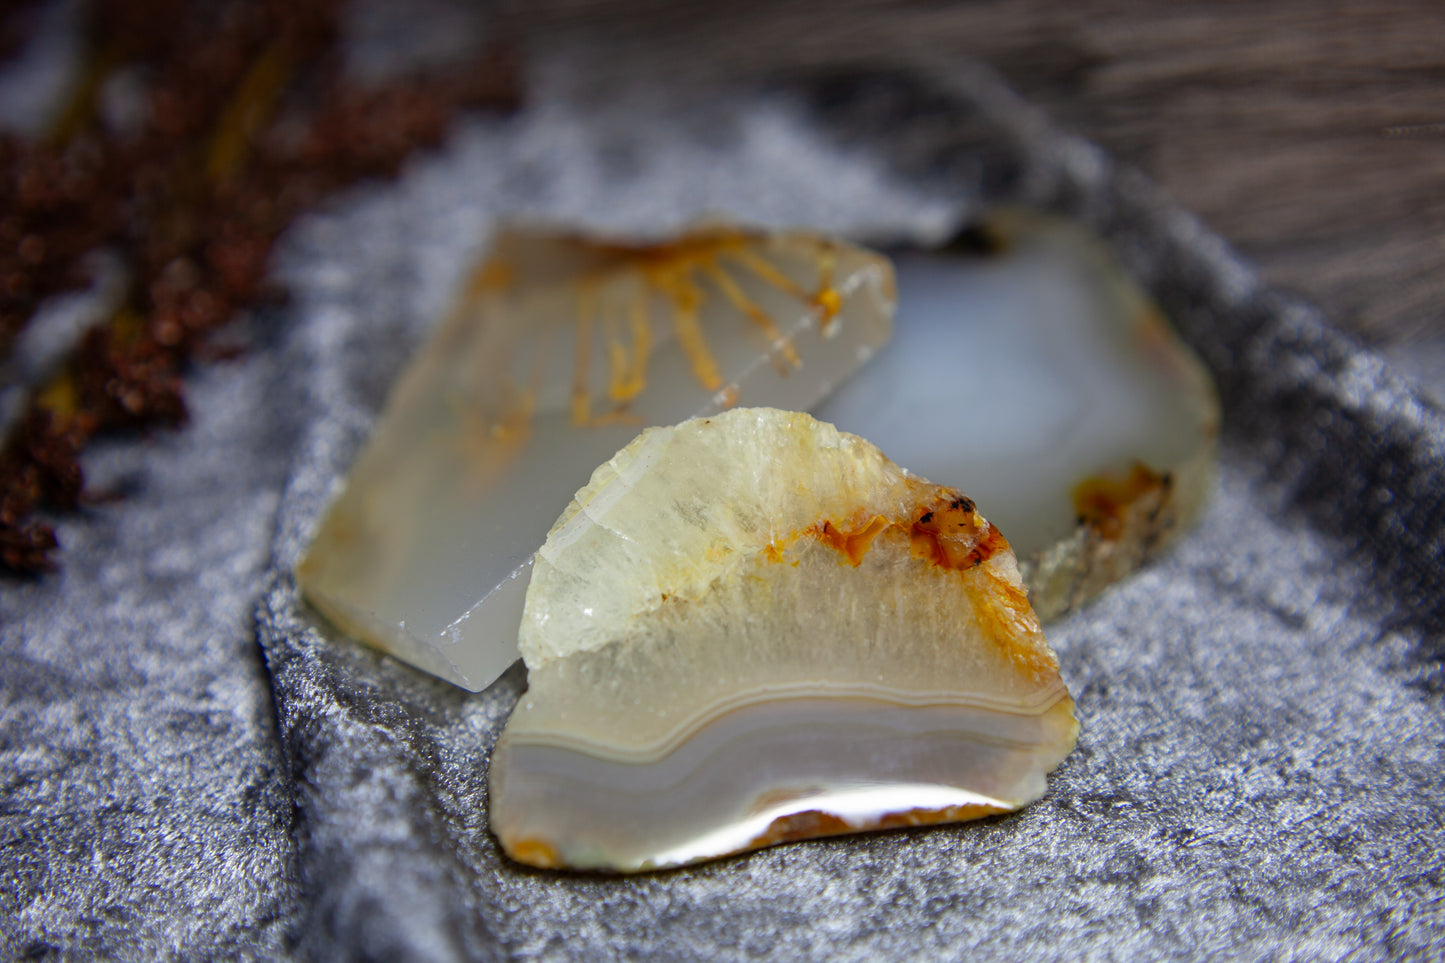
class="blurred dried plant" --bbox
[0,0,519,573]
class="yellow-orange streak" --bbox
[811,243,842,334]
[467,257,515,297]
[729,246,809,302]
[700,259,800,369]
[455,299,548,492]
[570,283,597,426]
[760,486,1056,681]
[207,38,294,183]
[602,297,631,403]
[613,278,652,402]
[1071,463,1170,542]
[657,268,723,393]
[815,243,835,289]
[456,380,533,491]
[813,515,890,567]
[507,838,563,869]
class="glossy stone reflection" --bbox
[489,409,1078,872]
[297,227,895,690]
[817,210,1219,620]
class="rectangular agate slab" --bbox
[297,226,896,689]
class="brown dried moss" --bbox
[0,0,521,573]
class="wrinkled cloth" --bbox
[5,60,1444,961]
[0,330,303,958]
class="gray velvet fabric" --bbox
[0,327,303,958]
[4,59,1443,960]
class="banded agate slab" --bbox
[297,227,895,690]
[490,409,1078,872]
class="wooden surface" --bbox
[514,0,1445,346]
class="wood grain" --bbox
[511,0,1445,343]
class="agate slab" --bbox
[297,227,895,690]
[489,409,1079,872]
[816,210,1219,620]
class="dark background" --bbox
[509,0,1445,346]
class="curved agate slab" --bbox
[816,210,1220,620]
[297,227,895,690]
[490,408,1078,872]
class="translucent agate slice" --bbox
[490,408,1078,872]
[297,227,895,690]
[816,210,1220,621]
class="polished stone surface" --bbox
[491,410,1076,870]
[297,230,895,691]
